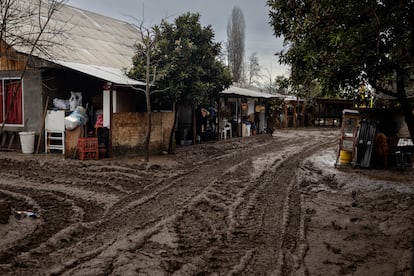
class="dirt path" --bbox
[298,148,414,275]
[0,128,412,275]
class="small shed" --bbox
[312,98,354,127]
[219,86,281,137]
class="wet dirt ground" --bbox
[0,128,412,275]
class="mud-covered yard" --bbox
[0,128,412,275]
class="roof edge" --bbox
[54,60,146,86]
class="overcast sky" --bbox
[66,0,289,80]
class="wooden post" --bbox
[192,107,196,144]
[108,84,113,158]
[238,98,242,137]
[283,105,288,128]
[36,96,49,154]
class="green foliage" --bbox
[129,13,232,107]
[274,75,290,94]
[267,0,414,141]
[266,0,413,96]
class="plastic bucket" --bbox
[19,131,35,154]
[339,150,352,165]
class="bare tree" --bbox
[262,67,275,94]
[226,5,245,83]
[130,26,158,163]
[0,0,66,62]
[247,52,261,87]
[0,0,66,134]
[130,23,173,162]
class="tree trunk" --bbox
[301,100,306,127]
[144,51,152,163]
[144,93,152,163]
[192,108,197,144]
[406,3,414,141]
[396,69,414,142]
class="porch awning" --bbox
[54,60,146,86]
[220,86,283,99]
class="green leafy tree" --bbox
[267,0,414,140]
[130,13,232,149]
[274,75,290,95]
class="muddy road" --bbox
[0,128,412,275]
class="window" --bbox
[0,78,23,125]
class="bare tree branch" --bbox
[0,0,67,133]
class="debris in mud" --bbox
[13,210,40,219]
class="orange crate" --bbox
[79,150,99,160]
[78,138,98,152]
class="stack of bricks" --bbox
[78,137,99,160]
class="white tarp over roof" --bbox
[221,86,284,98]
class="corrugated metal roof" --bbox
[221,86,284,99]
[11,1,142,85]
[56,61,146,86]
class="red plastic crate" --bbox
[78,138,98,152]
[79,150,99,160]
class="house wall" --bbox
[24,71,43,133]
[112,111,175,156]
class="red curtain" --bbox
[4,80,23,124]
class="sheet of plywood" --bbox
[65,126,83,159]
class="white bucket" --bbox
[19,131,35,154]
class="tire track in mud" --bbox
[268,143,336,276]
[0,187,78,266]
[167,138,337,274]
[0,136,285,275]
[51,137,299,275]
[38,136,302,275]
[0,158,175,274]
[0,130,338,275]
[236,143,333,275]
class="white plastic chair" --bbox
[221,122,232,139]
